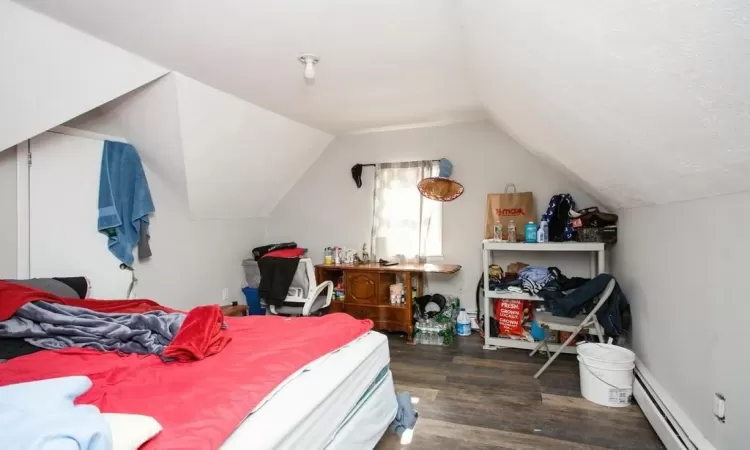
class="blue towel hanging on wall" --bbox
[98,140,155,266]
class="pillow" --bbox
[102,413,162,450]
[5,278,80,298]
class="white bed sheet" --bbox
[221,331,393,450]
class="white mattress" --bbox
[221,331,393,450]
[327,371,397,449]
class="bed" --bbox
[0,282,398,450]
[223,330,397,449]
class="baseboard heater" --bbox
[633,366,710,450]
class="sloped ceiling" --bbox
[0,0,167,152]
[16,0,482,135]
[14,0,750,210]
[173,74,333,219]
[66,73,333,220]
[460,1,750,209]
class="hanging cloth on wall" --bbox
[350,163,375,188]
[97,141,155,267]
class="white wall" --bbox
[0,146,17,278]
[65,74,265,310]
[173,74,334,219]
[613,194,748,450]
[0,0,167,151]
[268,121,600,310]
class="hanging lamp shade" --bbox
[418,158,464,202]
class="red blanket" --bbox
[163,304,231,361]
[0,281,174,321]
[0,280,225,360]
[0,314,373,449]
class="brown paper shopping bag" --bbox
[484,184,536,240]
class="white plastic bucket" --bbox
[577,343,635,407]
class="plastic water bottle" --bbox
[417,319,425,344]
[457,308,471,336]
[508,220,517,243]
[493,219,503,240]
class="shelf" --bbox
[485,290,543,301]
[482,240,605,252]
[483,336,578,354]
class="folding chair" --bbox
[530,278,616,379]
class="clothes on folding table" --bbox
[540,273,630,337]
[546,267,589,292]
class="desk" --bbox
[315,262,461,339]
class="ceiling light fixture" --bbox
[298,53,319,80]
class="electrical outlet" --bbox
[222,288,229,302]
[714,393,726,423]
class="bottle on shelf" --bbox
[537,220,548,243]
[525,222,538,243]
[508,220,517,243]
[493,219,503,241]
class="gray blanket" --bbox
[0,301,185,355]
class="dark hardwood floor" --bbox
[376,333,664,450]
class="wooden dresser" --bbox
[315,262,461,340]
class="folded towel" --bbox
[162,305,231,362]
[98,141,155,266]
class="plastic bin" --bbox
[242,287,265,315]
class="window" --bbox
[371,161,442,260]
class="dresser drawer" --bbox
[344,304,408,324]
[345,272,379,305]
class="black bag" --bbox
[543,194,575,242]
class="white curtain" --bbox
[371,160,441,263]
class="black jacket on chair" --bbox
[540,273,630,338]
[257,257,300,307]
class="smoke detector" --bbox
[298,53,320,80]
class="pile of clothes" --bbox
[0,281,231,362]
[488,263,631,338]
[489,262,563,296]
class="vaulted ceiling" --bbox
[17,0,483,135]
[16,0,750,210]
